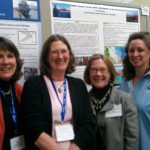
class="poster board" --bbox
[0,0,41,84]
[49,0,140,84]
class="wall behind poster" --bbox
[0,0,41,84]
[49,0,142,84]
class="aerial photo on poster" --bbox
[13,0,38,20]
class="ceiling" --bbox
[102,0,150,6]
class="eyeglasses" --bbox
[49,49,68,55]
[89,68,108,73]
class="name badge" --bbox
[10,135,25,150]
[105,104,122,118]
[55,124,74,142]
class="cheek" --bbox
[47,56,54,64]
[89,73,94,81]
[105,74,111,83]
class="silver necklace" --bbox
[57,84,64,93]
[90,88,111,110]
[0,87,11,96]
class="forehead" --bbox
[91,58,107,67]
[0,49,14,54]
[129,39,146,47]
[50,40,68,50]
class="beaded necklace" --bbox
[90,84,113,112]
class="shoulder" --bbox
[14,82,22,91]
[119,80,130,92]
[14,82,23,101]
[112,87,132,102]
[24,75,44,86]
[116,87,131,97]
[23,75,47,92]
[66,76,87,92]
[66,76,85,85]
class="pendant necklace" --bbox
[57,83,64,93]
[0,87,11,96]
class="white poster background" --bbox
[0,20,41,84]
[50,1,140,80]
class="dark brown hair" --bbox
[84,54,116,85]
[40,34,76,77]
[0,37,23,82]
[123,31,150,80]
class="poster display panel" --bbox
[0,0,41,84]
[50,0,140,84]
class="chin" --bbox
[133,64,142,68]
[94,84,105,89]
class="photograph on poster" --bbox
[75,56,90,66]
[104,46,125,65]
[24,67,38,80]
[13,0,38,20]
[52,3,71,18]
[114,65,123,85]
[126,10,139,22]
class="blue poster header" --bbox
[0,0,41,22]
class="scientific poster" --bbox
[50,0,140,83]
[0,0,41,84]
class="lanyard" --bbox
[50,78,67,122]
[0,86,19,135]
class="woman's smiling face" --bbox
[89,58,110,89]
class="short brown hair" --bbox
[84,54,116,85]
[40,34,76,77]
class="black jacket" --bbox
[21,75,96,150]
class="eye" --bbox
[0,54,3,58]
[50,51,59,55]
[128,48,134,53]
[61,49,68,54]
[137,48,144,52]
[7,53,15,58]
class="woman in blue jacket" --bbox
[120,31,150,150]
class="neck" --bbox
[51,73,65,81]
[132,67,148,85]
[91,84,112,99]
[135,66,148,78]
[135,63,149,77]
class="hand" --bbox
[68,143,80,150]
[35,132,61,150]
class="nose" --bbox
[96,70,103,75]
[132,50,139,56]
[1,56,9,64]
[57,51,63,57]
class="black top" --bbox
[0,80,21,150]
[89,83,113,150]
[91,84,111,99]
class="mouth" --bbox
[131,59,141,63]
[0,67,11,72]
[93,77,105,82]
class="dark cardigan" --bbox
[21,75,96,150]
